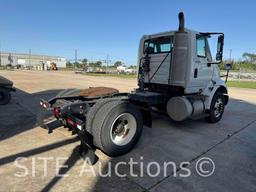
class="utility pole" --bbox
[75,49,77,63]
[106,54,109,73]
[105,54,111,74]
[229,49,232,62]
[29,49,31,66]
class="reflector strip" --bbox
[66,118,83,130]
[76,124,82,130]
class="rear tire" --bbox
[0,88,11,105]
[91,100,143,157]
[86,98,119,134]
[206,91,225,123]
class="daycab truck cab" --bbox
[135,12,229,123]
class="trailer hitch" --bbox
[40,99,98,165]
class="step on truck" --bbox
[38,12,230,164]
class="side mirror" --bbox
[145,46,154,55]
[224,63,232,70]
[216,35,224,62]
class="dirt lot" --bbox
[0,70,256,192]
[0,70,136,93]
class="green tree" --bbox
[82,58,87,65]
[114,61,122,67]
[66,61,73,68]
[88,61,102,68]
[242,52,256,63]
[89,62,95,67]
[128,65,137,69]
[95,61,102,67]
[73,62,80,68]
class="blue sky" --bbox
[0,0,256,65]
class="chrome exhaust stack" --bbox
[170,12,189,87]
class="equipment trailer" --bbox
[38,12,230,164]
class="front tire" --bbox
[206,91,225,123]
[91,100,143,157]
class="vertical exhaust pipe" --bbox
[170,12,188,86]
[178,12,185,32]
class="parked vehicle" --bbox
[0,76,15,105]
[38,12,229,163]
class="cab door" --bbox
[194,35,212,87]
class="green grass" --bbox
[83,72,137,78]
[226,81,256,89]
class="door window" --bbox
[196,36,206,57]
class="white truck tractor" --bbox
[39,12,230,164]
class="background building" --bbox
[0,52,66,69]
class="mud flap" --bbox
[140,108,152,128]
[79,142,98,165]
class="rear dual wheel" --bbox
[89,100,143,157]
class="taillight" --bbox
[52,107,60,117]
[66,118,77,126]
[40,101,47,109]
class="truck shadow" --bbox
[0,137,79,166]
[0,88,63,141]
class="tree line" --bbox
[66,59,136,69]
[219,52,256,71]
[66,52,256,71]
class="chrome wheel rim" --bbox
[214,98,224,118]
[110,113,137,146]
